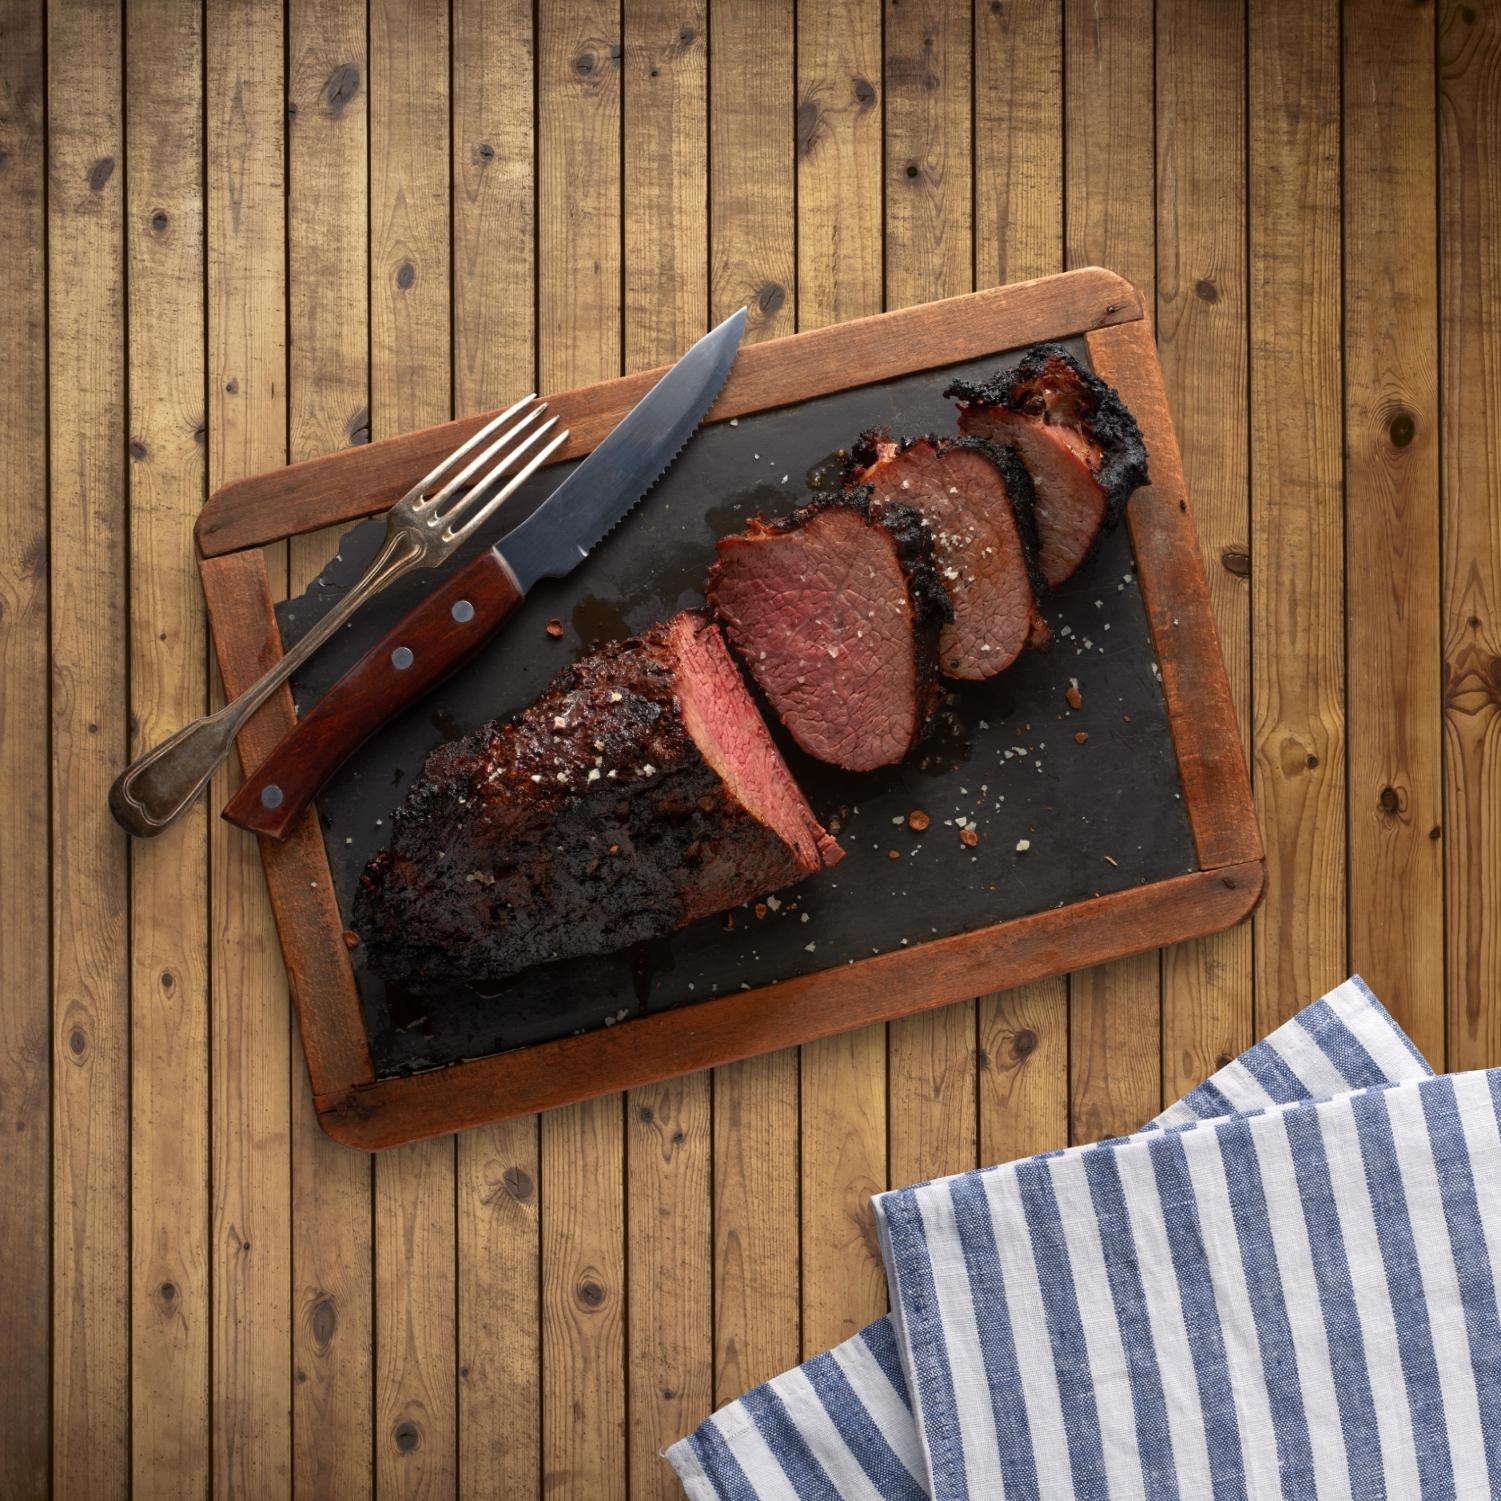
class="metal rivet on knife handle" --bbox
[391,647,414,670]
[451,599,475,623]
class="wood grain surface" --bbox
[795,0,891,1367]
[1441,4,1501,1073]
[1344,0,1445,1067]
[205,6,293,1496]
[0,2,49,1494]
[1064,0,1163,1137]
[1249,0,1348,1033]
[623,9,711,1496]
[707,0,800,1427]
[131,1,209,1492]
[1155,0,1253,1101]
[285,3,377,1492]
[47,3,132,1495]
[538,7,628,1498]
[449,9,541,1496]
[369,4,462,1494]
[13,4,1501,1497]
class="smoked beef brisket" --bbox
[706,488,951,772]
[847,433,1049,680]
[354,611,843,987]
[946,344,1149,587]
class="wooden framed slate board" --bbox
[198,268,1263,1151]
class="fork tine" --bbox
[424,401,550,516]
[433,413,562,527]
[442,426,571,545]
[406,392,540,500]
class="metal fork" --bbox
[110,395,571,837]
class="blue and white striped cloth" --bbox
[666,976,1501,1499]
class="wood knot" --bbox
[1389,411,1416,448]
[1194,277,1219,303]
[129,440,148,461]
[67,1024,88,1060]
[150,209,169,233]
[502,1165,533,1201]
[395,260,416,290]
[1378,784,1403,816]
[160,970,174,991]
[574,49,597,76]
[88,156,115,193]
[1220,546,1250,577]
[310,1294,336,1349]
[324,63,360,114]
[576,1278,606,1310]
[1011,1027,1038,1060]
[1430,825,1442,840]
[852,76,877,110]
[476,141,495,163]
[1278,737,1314,777]
[905,161,920,178]
[797,98,823,157]
[348,406,371,445]
[637,1105,653,1124]
[393,1420,420,1453]
[755,281,786,318]
[156,1281,178,1314]
[677,25,696,44]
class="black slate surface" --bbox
[277,341,1195,1078]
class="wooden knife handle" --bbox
[223,549,524,841]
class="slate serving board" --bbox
[277,340,1195,1081]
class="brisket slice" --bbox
[354,611,842,987]
[707,488,951,772]
[946,343,1149,587]
[847,432,1050,680]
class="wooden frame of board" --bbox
[198,268,1264,1151]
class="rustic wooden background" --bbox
[3,0,1498,1495]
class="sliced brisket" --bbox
[848,433,1050,680]
[354,611,842,987]
[946,343,1149,587]
[707,488,951,772]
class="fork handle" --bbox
[108,530,425,838]
[223,548,525,840]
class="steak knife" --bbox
[223,306,747,841]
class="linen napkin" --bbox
[667,976,1440,1499]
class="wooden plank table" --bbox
[3,1,1497,1495]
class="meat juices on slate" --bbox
[354,611,843,987]
[707,488,952,773]
[848,433,1050,680]
[946,343,1150,587]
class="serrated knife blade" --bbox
[499,305,746,591]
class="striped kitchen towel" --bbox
[666,977,1438,1499]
